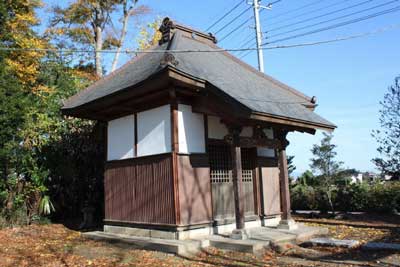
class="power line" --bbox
[1,23,399,55]
[214,6,252,35]
[206,0,245,31]
[266,0,399,40]
[219,16,254,43]
[264,24,400,49]
[267,0,283,6]
[267,0,376,34]
[240,50,253,59]
[262,0,329,23]
[219,7,270,43]
[264,4,400,45]
[266,0,354,29]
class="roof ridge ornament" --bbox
[159,17,175,45]
[160,52,179,68]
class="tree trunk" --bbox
[95,25,103,77]
[111,0,129,72]
[326,188,335,216]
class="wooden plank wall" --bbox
[258,157,281,216]
[104,153,175,225]
[177,154,212,226]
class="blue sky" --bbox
[39,0,400,175]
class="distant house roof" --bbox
[62,18,335,131]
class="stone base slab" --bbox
[104,216,280,240]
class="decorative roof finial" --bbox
[159,17,175,45]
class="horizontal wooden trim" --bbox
[104,219,214,231]
[176,152,208,156]
[104,219,178,231]
[257,156,277,160]
[106,153,172,168]
[250,112,334,133]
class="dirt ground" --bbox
[0,215,399,267]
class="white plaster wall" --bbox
[240,126,253,137]
[257,128,276,157]
[137,105,171,157]
[107,115,135,161]
[208,115,228,140]
[178,104,205,153]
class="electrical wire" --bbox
[215,6,253,35]
[218,16,254,42]
[267,0,376,33]
[206,0,245,31]
[1,24,399,55]
[266,0,354,28]
[262,0,329,23]
[263,4,400,45]
[267,0,398,40]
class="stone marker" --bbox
[362,242,400,251]
[306,238,360,248]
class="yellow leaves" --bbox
[137,18,162,50]
[3,0,48,92]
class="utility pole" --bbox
[252,0,264,72]
[248,0,275,73]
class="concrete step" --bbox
[272,224,329,243]
[208,235,269,255]
[82,231,208,257]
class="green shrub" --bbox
[290,181,400,214]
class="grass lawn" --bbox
[0,214,399,267]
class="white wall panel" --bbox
[208,115,228,140]
[107,115,135,161]
[178,104,205,153]
[257,128,275,157]
[137,105,171,157]
[240,126,253,137]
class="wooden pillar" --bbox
[170,89,180,225]
[229,127,245,230]
[277,130,297,229]
[278,147,291,221]
[232,145,245,229]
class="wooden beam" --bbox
[251,112,334,133]
[241,137,282,149]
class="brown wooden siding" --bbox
[105,153,176,225]
[177,154,212,225]
[258,157,281,216]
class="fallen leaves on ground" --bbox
[0,222,398,267]
[0,224,279,267]
[302,222,400,244]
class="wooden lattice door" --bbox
[208,143,255,220]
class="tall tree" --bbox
[48,0,149,76]
[310,132,343,214]
[372,76,400,180]
[287,155,296,178]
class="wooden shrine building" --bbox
[62,18,335,240]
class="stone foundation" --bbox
[104,216,281,240]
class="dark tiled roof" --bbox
[63,28,335,129]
